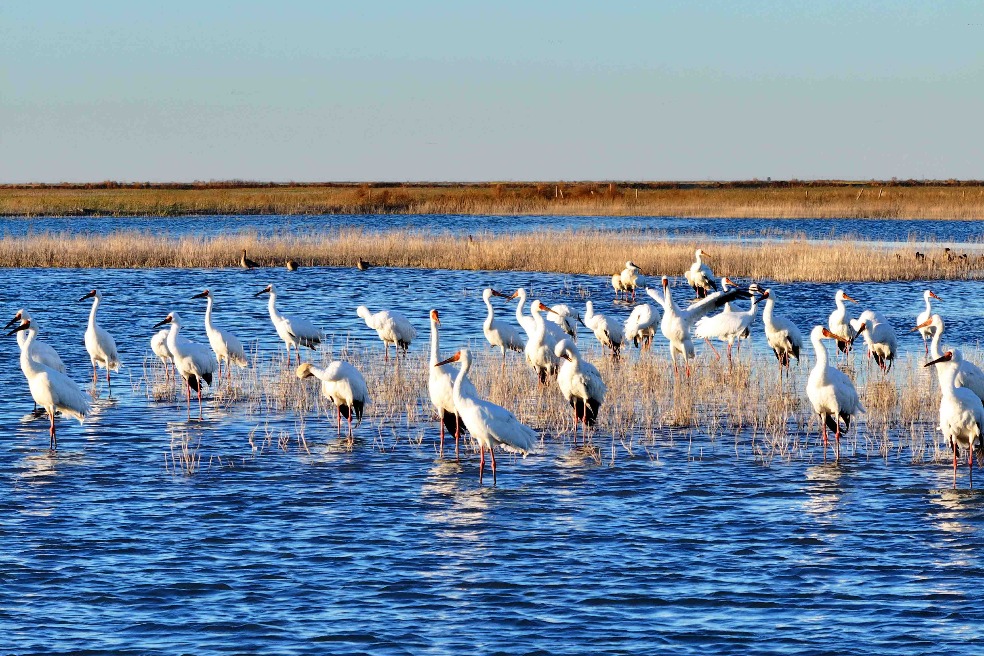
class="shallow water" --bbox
[2,265,984,654]
[2,213,983,245]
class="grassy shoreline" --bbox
[1,228,981,280]
[2,182,984,219]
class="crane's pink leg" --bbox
[834,422,841,461]
[478,445,485,485]
[197,385,204,419]
[820,415,828,449]
[704,338,721,361]
[489,447,498,485]
[49,410,56,450]
[186,381,192,419]
[454,415,461,458]
[953,440,958,487]
[337,407,342,436]
[970,446,975,488]
[438,413,445,457]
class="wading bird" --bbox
[685,249,716,299]
[612,273,627,300]
[915,314,984,402]
[548,304,579,341]
[357,305,417,360]
[525,300,561,383]
[6,309,67,412]
[624,303,659,350]
[153,312,218,419]
[8,320,90,449]
[916,290,942,355]
[482,289,525,363]
[297,361,369,439]
[583,301,624,360]
[760,289,803,374]
[827,289,859,355]
[555,339,606,438]
[619,261,642,301]
[646,276,749,376]
[693,289,760,363]
[80,289,121,393]
[854,309,898,372]
[150,329,173,380]
[191,289,249,379]
[255,284,323,365]
[240,249,259,269]
[435,349,537,485]
[429,309,474,456]
[925,351,984,486]
[806,326,865,459]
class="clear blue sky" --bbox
[2,1,982,182]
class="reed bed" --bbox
[4,182,984,219]
[139,335,969,468]
[2,228,982,281]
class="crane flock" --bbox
[4,249,983,488]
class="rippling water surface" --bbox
[2,213,983,245]
[2,264,984,654]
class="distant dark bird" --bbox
[356,258,370,271]
[286,258,299,271]
[240,249,260,269]
[915,252,926,261]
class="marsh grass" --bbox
[141,331,979,468]
[2,228,982,281]
[5,182,984,219]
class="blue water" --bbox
[2,213,983,244]
[2,264,984,654]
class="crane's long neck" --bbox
[268,292,282,323]
[452,352,472,404]
[937,363,959,397]
[531,305,546,339]
[429,319,440,367]
[930,322,944,360]
[204,296,215,333]
[746,295,758,317]
[166,321,181,351]
[484,297,495,332]
[88,297,100,329]
[515,291,527,326]
[695,253,703,267]
[664,285,679,317]
[584,303,595,324]
[811,331,829,370]
[19,328,44,376]
[924,294,933,316]
[835,296,846,315]
[763,297,775,327]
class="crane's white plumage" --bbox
[297,361,369,436]
[506,288,566,348]
[612,273,627,300]
[926,350,984,483]
[685,249,717,298]
[151,329,173,372]
[916,290,942,355]
[435,348,537,484]
[854,309,898,371]
[80,289,121,389]
[693,291,759,361]
[525,300,561,383]
[647,276,748,376]
[8,320,90,448]
[548,303,579,341]
[192,289,248,377]
[917,315,984,402]
[806,326,865,456]
[624,303,659,350]
[619,261,642,301]
[583,301,624,360]
[555,339,606,434]
[153,311,218,418]
[483,289,525,358]
[357,304,417,359]
[428,309,475,454]
[760,289,803,370]
[6,309,66,374]
[255,284,323,365]
[827,289,858,354]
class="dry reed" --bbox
[4,182,984,219]
[1,228,982,281]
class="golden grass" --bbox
[3,182,984,219]
[140,335,966,466]
[1,228,981,281]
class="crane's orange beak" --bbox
[929,291,942,301]
[911,318,933,332]
[434,352,461,367]
[842,293,858,303]
[924,351,953,367]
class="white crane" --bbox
[619,261,642,301]
[555,339,606,439]
[357,305,417,360]
[925,351,984,486]
[685,249,717,299]
[8,320,90,449]
[79,289,121,393]
[297,361,369,439]
[191,289,249,379]
[612,273,627,300]
[429,309,476,456]
[916,290,942,355]
[525,300,561,384]
[254,284,324,365]
[915,314,984,402]
[806,326,865,459]
[434,348,538,485]
[505,287,567,351]
[827,289,859,355]
[583,301,624,360]
[482,289,525,362]
[646,276,748,376]
[624,303,659,350]
[760,289,803,373]
[150,329,174,380]
[6,309,67,413]
[693,291,760,363]
[854,309,898,372]
[152,312,218,419]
